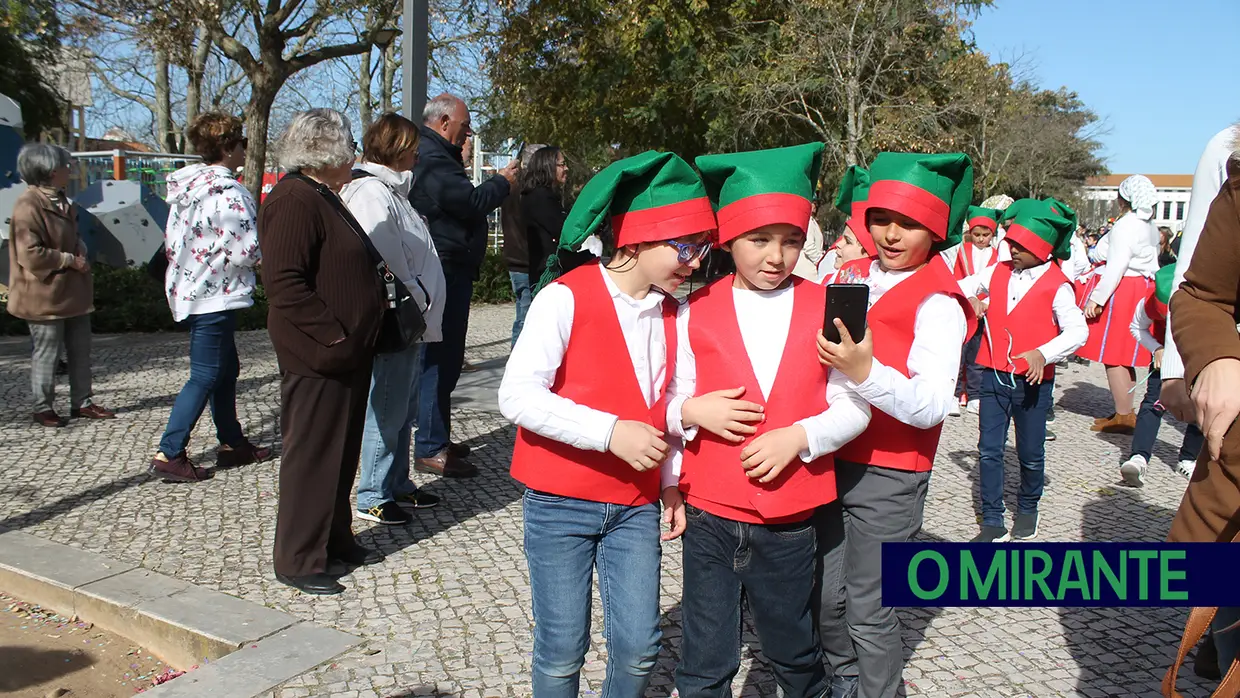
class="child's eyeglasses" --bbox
[666,239,712,265]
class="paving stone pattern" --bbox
[0,303,1219,697]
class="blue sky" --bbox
[969,0,1239,175]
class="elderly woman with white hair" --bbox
[259,108,387,595]
[8,143,114,427]
[1077,174,1162,433]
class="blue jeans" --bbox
[978,370,1054,528]
[523,490,662,698]
[677,504,827,697]
[1216,607,1240,675]
[1130,367,1205,463]
[509,271,532,348]
[956,320,984,401]
[357,343,425,510]
[415,268,473,459]
[158,310,244,456]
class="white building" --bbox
[1081,174,1193,232]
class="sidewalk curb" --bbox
[0,528,361,696]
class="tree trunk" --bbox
[380,43,397,114]
[242,81,279,202]
[183,24,211,150]
[154,50,176,152]
[358,50,373,130]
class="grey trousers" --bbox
[28,315,94,413]
[814,460,931,698]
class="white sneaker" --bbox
[948,402,962,417]
[1120,455,1148,487]
[1175,460,1195,479]
[967,400,980,414]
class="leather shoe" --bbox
[448,442,471,458]
[1091,412,1136,434]
[275,572,345,595]
[71,404,116,419]
[33,410,67,428]
[415,450,478,478]
[333,546,385,566]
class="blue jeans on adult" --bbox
[977,370,1054,527]
[415,267,473,460]
[1130,367,1205,463]
[509,271,532,348]
[523,490,662,698]
[677,504,827,697]
[158,310,244,457]
[357,343,425,511]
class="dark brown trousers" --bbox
[273,362,372,577]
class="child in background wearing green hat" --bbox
[818,165,878,285]
[813,152,978,698]
[950,206,1005,416]
[1118,263,1204,486]
[662,143,870,696]
[955,198,1088,543]
[498,151,716,696]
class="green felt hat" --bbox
[865,152,974,249]
[1153,263,1176,307]
[966,206,1002,232]
[833,165,877,255]
[695,143,824,244]
[1001,197,1078,262]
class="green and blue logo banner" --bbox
[882,543,1240,607]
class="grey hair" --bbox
[422,94,462,125]
[17,143,73,186]
[276,108,354,172]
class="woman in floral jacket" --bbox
[150,112,270,483]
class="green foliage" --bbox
[0,0,67,137]
[472,251,514,304]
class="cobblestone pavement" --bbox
[0,302,1219,697]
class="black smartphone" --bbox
[824,283,870,344]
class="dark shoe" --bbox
[448,442,471,458]
[33,410,67,428]
[55,359,68,375]
[1011,512,1039,541]
[1046,406,1056,423]
[1044,428,1056,442]
[393,490,441,509]
[332,546,385,566]
[275,572,345,595]
[356,502,413,525]
[71,404,116,419]
[414,451,478,479]
[1195,631,1221,680]
[970,525,1009,543]
[829,674,859,698]
[148,453,213,483]
[217,440,272,468]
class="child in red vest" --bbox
[820,164,878,284]
[951,206,1006,416]
[661,143,870,697]
[814,152,977,698]
[956,198,1087,542]
[498,151,715,697]
[1119,264,1204,485]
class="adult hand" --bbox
[1153,347,1164,371]
[969,297,988,318]
[1015,349,1047,384]
[499,159,520,187]
[608,420,669,472]
[682,387,764,442]
[816,321,874,384]
[1161,378,1195,423]
[1191,358,1240,462]
[1085,301,1103,319]
[740,426,808,484]
[660,487,686,541]
[71,256,90,273]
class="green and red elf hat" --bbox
[694,142,825,245]
[534,150,716,291]
[966,205,1002,232]
[1000,197,1078,262]
[834,165,877,255]
[1150,263,1175,317]
[865,152,974,249]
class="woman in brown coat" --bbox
[1167,157,1240,677]
[7,143,114,427]
[260,109,386,595]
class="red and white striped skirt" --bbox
[1076,275,1154,367]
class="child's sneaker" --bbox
[1175,460,1195,480]
[1120,455,1148,487]
[967,399,980,414]
[1044,428,1056,442]
[971,525,1009,543]
[949,401,962,417]
[1010,512,1039,541]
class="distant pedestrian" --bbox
[521,146,570,287]
[500,143,546,347]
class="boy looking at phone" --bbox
[663,143,871,696]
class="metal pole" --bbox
[402,0,429,121]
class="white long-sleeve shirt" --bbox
[498,264,676,482]
[847,261,968,429]
[958,263,1089,365]
[1088,212,1160,307]
[341,162,447,343]
[1066,235,1093,283]
[1163,124,1239,381]
[1129,303,1162,355]
[664,283,871,488]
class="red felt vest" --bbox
[836,257,976,472]
[953,244,999,280]
[1144,293,1168,346]
[976,262,1069,381]
[680,276,836,523]
[509,264,677,506]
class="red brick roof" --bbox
[1086,174,1194,188]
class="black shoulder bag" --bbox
[289,171,427,353]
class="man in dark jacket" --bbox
[409,93,518,478]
